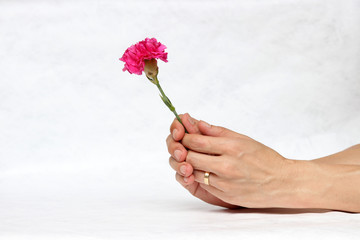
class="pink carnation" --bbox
[120,38,168,75]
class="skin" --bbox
[166,113,360,212]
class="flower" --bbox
[120,38,187,132]
[120,38,168,75]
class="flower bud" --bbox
[144,59,159,81]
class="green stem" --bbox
[153,76,188,133]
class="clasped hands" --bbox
[166,113,298,209]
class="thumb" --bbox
[170,113,200,142]
[198,120,242,138]
[181,113,201,134]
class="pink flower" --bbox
[120,38,168,75]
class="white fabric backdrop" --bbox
[0,0,359,239]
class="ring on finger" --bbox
[204,172,210,186]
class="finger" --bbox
[169,157,193,177]
[170,113,200,141]
[182,113,200,135]
[175,172,195,186]
[182,134,230,155]
[175,173,236,209]
[170,114,185,141]
[186,150,221,174]
[166,134,187,162]
[198,183,225,200]
[192,170,224,192]
[198,120,247,139]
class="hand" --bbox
[181,120,295,208]
[166,113,238,209]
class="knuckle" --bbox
[185,151,193,164]
[168,156,175,168]
[185,151,198,168]
[217,126,227,135]
[170,118,178,131]
[167,135,177,151]
[218,160,234,176]
[190,135,206,149]
[166,134,172,146]
[223,143,234,154]
[175,173,181,182]
[226,139,242,155]
[168,142,180,156]
[240,152,252,163]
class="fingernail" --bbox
[174,150,182,161]
[180,165,186,175]
[202,120,211,128]
[183,177,188,183]
[188,115,195,125]
[172,129,178,139]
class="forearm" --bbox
[286,160,360,212]
[312,144,360,165]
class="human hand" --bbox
[166,113,238,209]
[181,120,295,208]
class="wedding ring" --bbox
[204,172,210,186]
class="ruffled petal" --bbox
[119,37,168,75]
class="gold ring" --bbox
[204,172,210,185]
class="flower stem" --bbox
[153,76,188,133]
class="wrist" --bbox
[282,160,360,212]
[279,159,330,209]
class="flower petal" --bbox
[120,38,168,75]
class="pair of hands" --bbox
[166,113,294,209]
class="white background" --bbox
[1,0,360,239]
